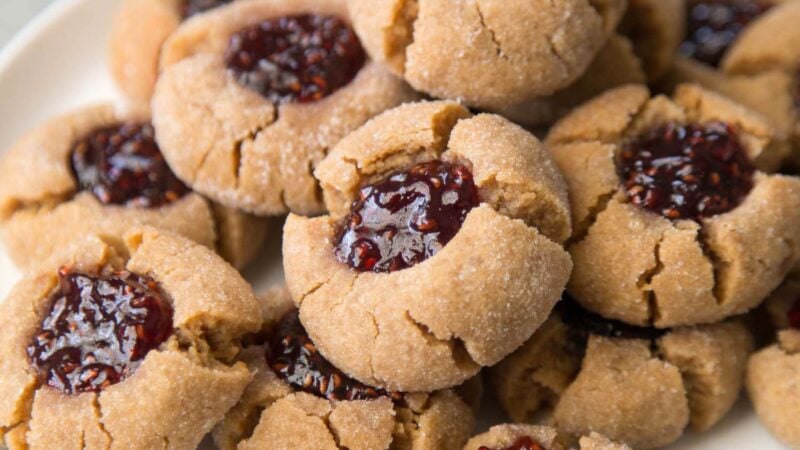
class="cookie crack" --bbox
[474,2,510,62]
[402,311,479,372]
[567,190,617,248]
[396,0,420,76]
[698,229,726,306]
[92,395,113,449]
[639,231,667,325]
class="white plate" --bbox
[0,1,787,448]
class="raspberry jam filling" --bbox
[618,122,755,221]
[225,14,366,105]
[27,268,174,394]
[679,0,771,67]
[70,122,189,208]
[267,310,401,401]
[181,0,233,18]
[335,161,480,273]
[478,436,545,450]
[559,298,667,341]
[789,298,800,329]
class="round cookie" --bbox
[491,300,754,449]
[0,104,267,271]
[547,83,800,327]
[464,424,630,450]
[108,0,238,103]
[0,227,262,450]
[212,286,475,450]
[152,0,418,216]
[347,0,625,110]
[618,0,684,81]
[498,34,647,129]
[283,100,573,392]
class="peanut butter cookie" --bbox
[348,0,626,110]
[283,101,573,392]
[0,104,267,271]
[747,278,800,449]
[665,0,800,170]
[109,0,238,103]
[151,0,418,216]
[491,299,754,449]
[212,286,475,450]
[498,34,647,128]
[547,84,800,327]
[0,227,262,450]
[464,424,630,450]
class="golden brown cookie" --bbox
[212,287,475,450]
[497,34,647,128]
[0,104,267,271]
[463,424,630,450]
[618,0,684,81]
[348,0,625,110]
[663,0,800,168]
[108,0,238,103]
[491,300,754,449]
[283,100,573,392]
[0,227,262,450]
[151,0,419,216]
[547,84,800,327]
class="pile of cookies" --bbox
[0,0,799,449]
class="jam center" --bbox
[618,122,755,221]
[478,436,545,450]
[267,310,401,401]
[70,122,189,208]
[225,14,366,104]
[181,0,233,18]
[335,161,480,273]
[559,298,667,341]
[679,0,771,67]
[27,269,174,394]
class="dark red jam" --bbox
[224,14,366,104]
[70,122,189,208]
[267,310,402,402]
[335,161,480,273]
[559,298,667,341]
[478,436,545,450]
[789,298,800,329]
[27,268,174,394]
[181,0,233,18]
[679,0,771,67]
[618,122,755,221]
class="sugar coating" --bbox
[0,228,262,450]
[464,424,631,450]
[284,101,573,392]
[547,84,800,327]
[0,104,267,271]
[152,0,419,216]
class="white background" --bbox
[0,0,53,47]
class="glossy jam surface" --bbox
[559,298,667,341]
[478,436,545,450]
[335,161,480,273]
[789,298,800,329]
[618,122,755,221]
[225,14,365,104]
[71,122,189,208]
[27,269,174,394]
[679,0,771,67]
[181,0,233,18]
[267,310,401,401]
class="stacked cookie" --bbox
[1,0,799,449]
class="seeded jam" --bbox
[679,0,771,67]
[478,436,545,450]
[267,310,401,401]
[618,122,755,221]
[27,269,174,394]
[225,14,366,104]
[181,0,233,18]
[70,122,189,208]
[559,298,667,341]
[335,161,480,273]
